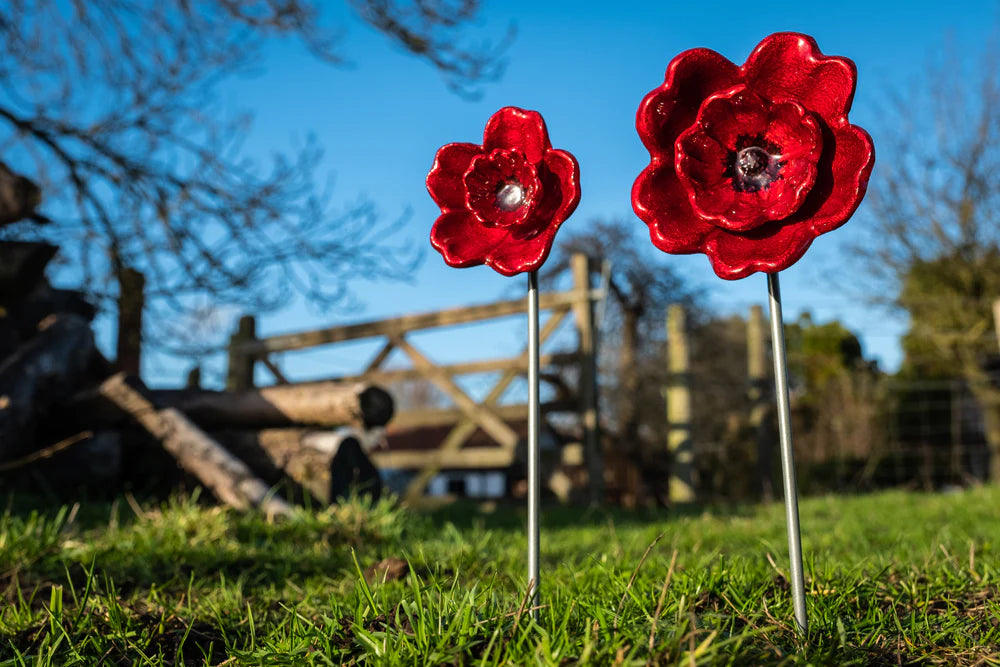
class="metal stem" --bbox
[766,272,808,636]
[527,270,541,620]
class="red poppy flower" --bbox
[632,33,875,279]
[427,107,581,276]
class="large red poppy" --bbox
[632,32,875,279]
[428,107,581,276]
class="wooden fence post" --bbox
[993,299,1000,353]
[115,267,145,377]
[226,315,257,392]
[571,253,604,504]
[747,304,774,501]
[186,366,202,390]
[666,304,695,504]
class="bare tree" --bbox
[855,41,1000,479]
[0,0,510,355]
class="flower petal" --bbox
[524,148,581,235]
[632,162,713,253]
[487,225,559,276]
[483,107,551,164]
[636,48,740,157]
[430,210,507,269]
[674,132,728,189]
[694,85,770,141]
[787,120,875,234]
[426,143,482,210]
[742,32,857,119]
[705,221,816,280]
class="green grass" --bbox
[1,486,999,665]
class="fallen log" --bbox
[96,373,292,516]
[148,382,394,429]
[0,314,97,460]
[70,381,394,431]
[213,428,383,504]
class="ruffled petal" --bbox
[787,121,875,234]
[486,225,559,276]
[430,210,507,269]
[705,221,816,280]
[483,107,551,164]
[742,32,857,120]
[695,85,770,141]
[632,162,713,253]
[525,148,581,234]
[426,143,482,211]
[636,48,740,157]
[676,131,727,181]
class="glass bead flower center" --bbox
[725,135,784,193]
[737,147,769,176]
[496,181,526,212]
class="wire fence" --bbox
[684,376,991,504]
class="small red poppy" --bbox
[632,32,875,279]
[428,107,581,276]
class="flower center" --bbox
[737,146,769,177]
[496,181,526,212]
[725,134,784,193]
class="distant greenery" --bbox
[2,488,999,665]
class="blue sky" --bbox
[128,0,998,387]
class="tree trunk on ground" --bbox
[96,373,292,516]
[149,382,394,428]
[212,428,382,504]
[69,382,394,431]
[0,314,97,459]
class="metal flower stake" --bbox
[632,33,875,634]
[427,106,582,616]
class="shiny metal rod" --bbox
[527,270,541,619]
[766,272,808,636]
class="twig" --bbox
[474,604,548,628]
[124,492,147,519]
[688,611,697,666]
[969,540,981,582]
[510,580,534,632]
[64,502,80,531]
[648,549,678,652]
[615,532,664,631]
[939,543,959,570]
[0,431,92,472]
[765,552,787,581]
[760,597,796,636]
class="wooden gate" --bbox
[227,254,604,502]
